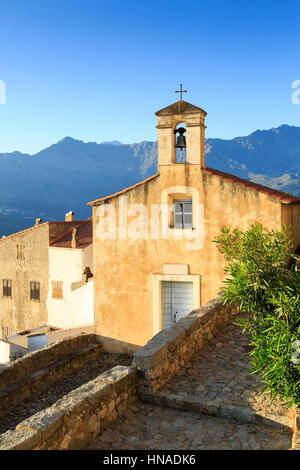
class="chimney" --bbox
[35,218,42,226]
[71,228,78,248]
[65,211,75,222]
[83,266,93,282]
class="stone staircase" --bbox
[0,335,102,416]
[0,297,295,450]
[88,401,292,451]
[148,322,290,430]
[88,321,293,450]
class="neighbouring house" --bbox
[46,219,94,329]
[88,99,300,349]
[0,212,93,337]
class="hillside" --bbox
[0,125,299,236]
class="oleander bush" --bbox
[215,223,300,407]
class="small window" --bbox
[16,245,25,260]
[52,281,63,299]
[3,280,12,297]
[1,326,13,338]
[174,199,193,228]
[30,281,40,301]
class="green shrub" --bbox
[214,223,300,407]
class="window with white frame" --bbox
[174,199,192,228]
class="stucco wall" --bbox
[92,163,295,347]
[0,224,50,334]
[71,279,94,328]
[292,407,300,450]
[47,247,94,329]
[287,204,300,250]
[0,340,10,363]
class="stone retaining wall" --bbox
[132,295,239,396]
[0,334,102,416]
[0,366,138,450]
[0,296,239,449]
[0,334,97,391]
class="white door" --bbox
[161,281,194,329]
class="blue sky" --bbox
[0,0,300,154]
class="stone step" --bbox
[0,342,102,416]
[87,401,293,451]
[141,389,291,430]
[0,334,97,392]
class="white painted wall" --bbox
[71,279,94,328]
[0,339,27,363]
[47,247,94,329]
[0,340,10,363]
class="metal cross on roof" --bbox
[175,83,187,100]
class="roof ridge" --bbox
[155,100,207,116]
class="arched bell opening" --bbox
[174,122,187,163]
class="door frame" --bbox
[152,274,201,335]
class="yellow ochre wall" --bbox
[92,162,299,348]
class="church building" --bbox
[88,99,300,349]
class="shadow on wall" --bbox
[95,334,140,356]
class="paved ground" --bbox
[0,353,131,434]
[88,402,292,450]
[88,320,293,450]
[157,321,289,428]
[1,319,293,450]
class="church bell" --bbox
[175,127,186,151]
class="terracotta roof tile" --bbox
[50,220,93,249]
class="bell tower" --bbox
[155,99,207,168]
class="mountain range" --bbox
[0,124,299,237]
